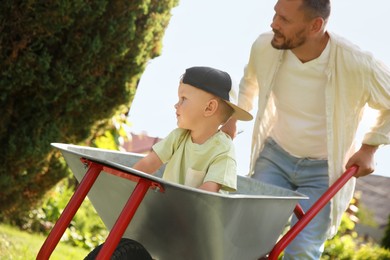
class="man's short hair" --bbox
[300,0,331,21]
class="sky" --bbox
[129,0,390,177]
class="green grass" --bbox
[0,223,90,260]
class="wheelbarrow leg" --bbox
[96,178,152,259]
[37,162,103,260]
[265,165,358,260]
[293,204,305,220]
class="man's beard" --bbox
[271,29,306,50]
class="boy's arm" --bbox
[132,151,163,174]
[197,181,222,193]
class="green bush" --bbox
[322,214,357,260]
[322,212,390,259]
[0,0,178,219]
[59,181,108,250]
[12,111,133,251]
[382,214,390,249]
[18,176,107,251]
[355,244,390,260]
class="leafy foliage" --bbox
[322,214,357,259]
[322,212,390,259]
[355,244,390,260]
[8,110,141,251]
[18,177,107,250]
[382,214,390,249]
[0,0,178,218]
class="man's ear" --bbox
[204,99,218,117]
[310,17,325,34]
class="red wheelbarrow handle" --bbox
[266,165,359,260]
[36,159,164,260]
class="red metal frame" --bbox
[95,178,152,259]
[266,165,358,260]
[37,158,164,260]
[37,156,357,260]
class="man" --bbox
[222,0,390,259]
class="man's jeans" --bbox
[253,138,331,260]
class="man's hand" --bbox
[345,144,378,178]
[220,118,238,139]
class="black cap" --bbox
[182,66,253,121]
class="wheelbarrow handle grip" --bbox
[266,165,359,260]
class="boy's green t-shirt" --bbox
[152,128,237,192]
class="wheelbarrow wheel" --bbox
[84,238,153,260]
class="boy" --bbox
[133,66,252,193]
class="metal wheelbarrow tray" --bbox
[37,143,358,260]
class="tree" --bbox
[0,0,178,218]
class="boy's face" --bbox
[174,82,214,130]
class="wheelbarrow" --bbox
[37,143,358,259]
